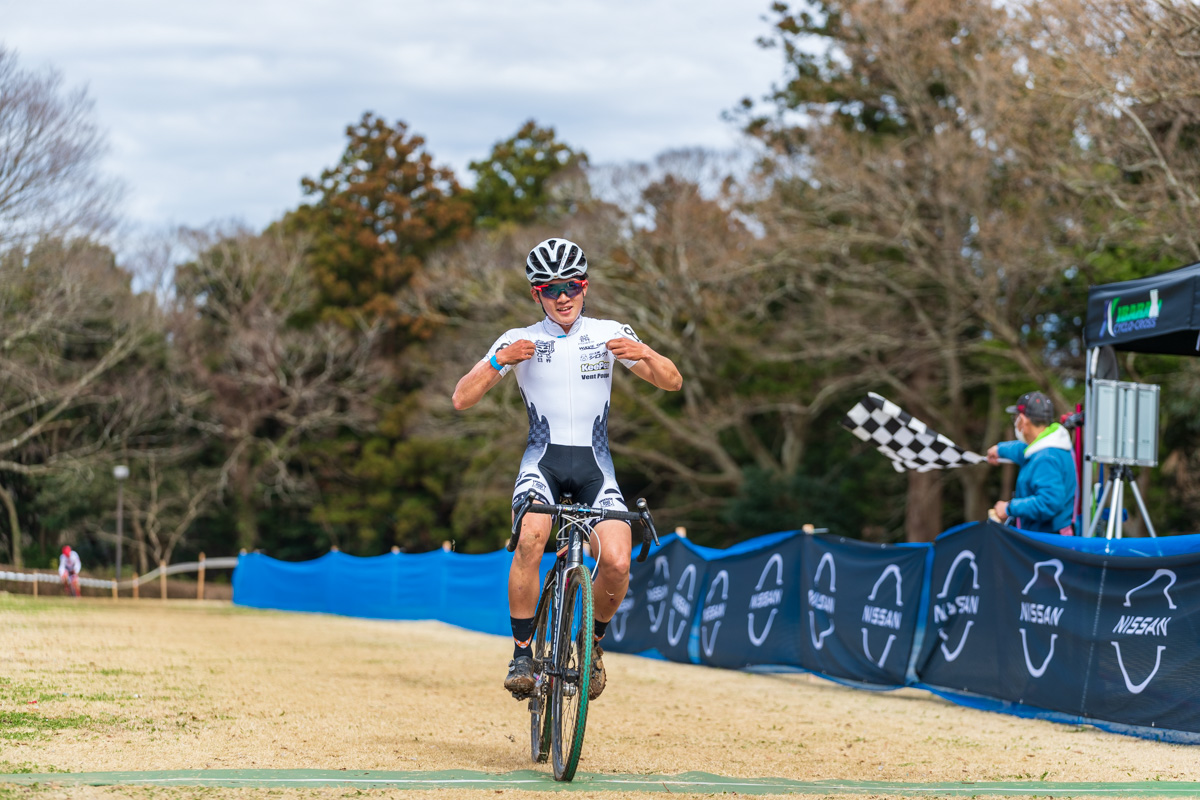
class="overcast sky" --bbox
[4,1,783,235]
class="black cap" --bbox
[1005,391,1054,424]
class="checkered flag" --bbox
[840,393,986,473]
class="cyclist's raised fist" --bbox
[498,339,536,366]
[605,337,649,363]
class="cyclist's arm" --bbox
[452,339,536,410]
[607,338,682,391]
[452,359,507,410]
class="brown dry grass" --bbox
[0,593,1195,799]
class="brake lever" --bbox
[508,491,537,552]
[634,498,658,563]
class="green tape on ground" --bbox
[1,769,1199,795]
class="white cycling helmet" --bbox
[525,238,588,284]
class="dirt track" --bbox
[0,594,1196,799]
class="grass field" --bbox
[0,593,1197,799]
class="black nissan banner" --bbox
[914,522,1008,695]
[1075,546,1200,733]
[915,522,1200,734]
[793,534,927,686]
[606,536,709,662]
[695,535,805,670]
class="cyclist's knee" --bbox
[513,516,552,561]
[596,542,631,579]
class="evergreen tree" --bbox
[468,120,588,228]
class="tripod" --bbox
[1085,464,1158,539]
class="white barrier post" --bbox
[198,552,205,601]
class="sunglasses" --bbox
[533,279,587,299]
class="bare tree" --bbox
[748,0,1099,539]
[0,48,121,248]
[0,239,153,565]
[1023,0,1200,263]
[169,227,386,551]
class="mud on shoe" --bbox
[505,656,535,698]
[588,644,606,700]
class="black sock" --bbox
[593,619,608,641]
[511,616,535,659]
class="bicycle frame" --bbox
[509,492,659,781]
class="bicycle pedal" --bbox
[509,689,534,701]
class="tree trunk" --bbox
[130,513,147,574]
[905,470,943,542]
[0,483,21,567]
[959,465,990,524]
[235,481,258,552]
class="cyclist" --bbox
[452,238,682,700]
[59,545,81,597]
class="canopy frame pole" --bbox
[1081,347,1097,536]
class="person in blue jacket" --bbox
[986,391,1077,535]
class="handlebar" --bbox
[508,492,661,562]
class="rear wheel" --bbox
[528,570,555,764]
[550,565,593,781]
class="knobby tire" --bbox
[551,565,593,781]
[528,569,555,764]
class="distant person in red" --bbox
[59,545,81,597]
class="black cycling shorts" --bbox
[512,443,627,512]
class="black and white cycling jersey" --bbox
[484,315,641,511]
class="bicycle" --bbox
[60,572,80,598]
[507,491,659,782]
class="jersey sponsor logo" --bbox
[581,352,610,379]
[933,550,980,662]
[861,563,904,668]
[1110,568,1177,694]
[535,340,555,363]
[620,325,640,342]
[1018,559,1068,678]
[599,498,615,508]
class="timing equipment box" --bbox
[1089,379,1159,467]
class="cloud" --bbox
[4,0,781,231]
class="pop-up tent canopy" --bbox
[1080,261,1200,535]
[1085,260,1200,355]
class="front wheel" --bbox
[550,565,593,782]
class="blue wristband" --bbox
[489,354,503,371]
